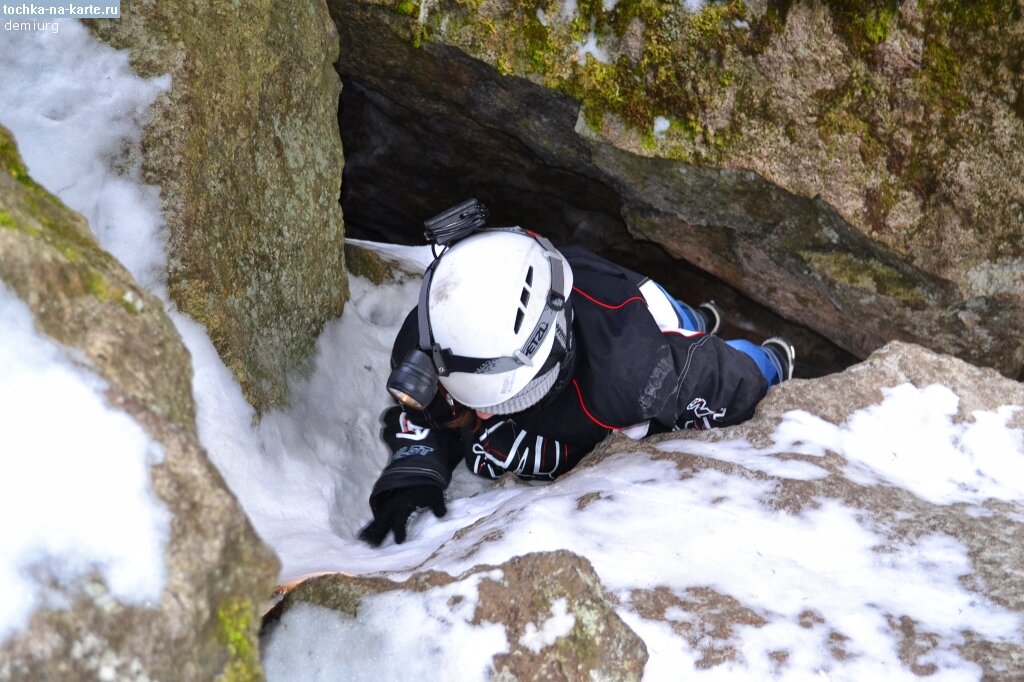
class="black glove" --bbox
[358,486,447,547]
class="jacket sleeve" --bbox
[463,417,592,481]
[655,333,769,431]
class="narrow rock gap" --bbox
[336,75,857,378]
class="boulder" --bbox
[87,0,348,411]
[0,125,278,681]
[261,550,648,680]
[327,0,1024,380]
[602,340,1024,676]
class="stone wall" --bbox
[89,0,349,411]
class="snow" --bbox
[660,385,1024,505]
[0,21,172,644]
[0,285,169,642]
[3,18,1024,682]
[654,116,671,139]
[0,20,170,294]
[261,570,508,681]
[576,30,611,64]
[176,270,442,568]
[520,598,575,654]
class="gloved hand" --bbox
[358,486,447,547]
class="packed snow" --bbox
[520,598,576,654]
[263,570,508,682]
[3,18,1024,682]
[576,30,611,65]
[653,116,671,139]
[0,284,169,642]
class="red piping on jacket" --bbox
[572,379,619,431]
[571,287,645,310]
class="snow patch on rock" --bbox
[0,285,169,641]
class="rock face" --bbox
[618,340,1024,676]
[262,551,648,680]
[328,0,1024,380]
[0,125,278,680]
[88,0,348,411]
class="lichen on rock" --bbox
[330,0,1024,379]
[262,551,648,680]
[87,0,349,412]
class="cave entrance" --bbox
[334,72,857,378]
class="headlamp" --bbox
[386,349,438,411]
[423,198,488,246]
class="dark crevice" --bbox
[337,76,857,378]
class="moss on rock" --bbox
[87,0,349,412]
[800,250,927,304]
[0,125,195,431]
[216,598,262,682]
[383,0,1024,294]
[344,241,420,285]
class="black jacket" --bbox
[368,246,769,515]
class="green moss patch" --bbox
[801,250,926,304]
[414,0,757,161]
[0,129,33,186]
[819,0,899,55]
[216,597,262,682]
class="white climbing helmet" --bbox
[428,229,573,410]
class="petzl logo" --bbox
[524,321,549,355]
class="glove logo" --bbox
[393,444,434,460]
[396,412,431,441]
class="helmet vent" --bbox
[514,267,534,333]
